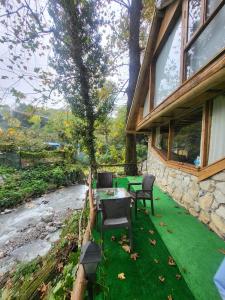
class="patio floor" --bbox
[92,176,225,300]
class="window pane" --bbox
[207,0,222,17]
[154,18,181,107]
[188,0,201,40]
[143,90,149,117]
[171,109,202,165]
[186,4,225,78]
[208,95,225,164]
[155,125,169,156]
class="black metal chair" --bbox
[129,174,155,216]
[100,197,133,251]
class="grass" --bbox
[92,176,225,300]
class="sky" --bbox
[0,0,129,111]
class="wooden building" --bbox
[127,0,225,237]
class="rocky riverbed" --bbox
[0,184,87,276]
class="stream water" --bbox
[0,184,87,277]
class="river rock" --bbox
[0,251,6,259]
[46,226,57,233]
[41,212,54,223]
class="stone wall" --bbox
[143,137,225,239]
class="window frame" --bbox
[148,0,225,114]
[152,104,208,171]
[183,0,225,80]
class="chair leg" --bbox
[150,199,154,215]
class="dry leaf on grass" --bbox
[176,274,182,280]
[38,283,50,299]
[167,229,173,234]
[155,214,163,218]
[130,253,139,260]
[154,259,159,264]
[159,222,167,227]
[149,230,155,235]
[122,244,131,253]
[168,256,176,266]
[118,273,126,280]
[158,275,165,283]
[168,295,173,300]
[218,249,225,255]
[150,239,157,246]
[111,235,116,241]
[57,262,64,272]
[154,197,160,200]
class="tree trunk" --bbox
[125,0,142,175]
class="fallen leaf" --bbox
[168,256,176,266]
[111,235,116,241]
[168,295,173,300]
[130,253,139,260]
[149,230,155,235]
[154,259,159,264]
[150,239,157,246]
[159,222,167,227]
[144,210,149,215]
[57,262,64,272]
[218,249,225,255]
[167,229,173,234]
[176,274,182,280]
[154,197,160,200]
[122,244,131,253]
[118,272,126,280]
[158,275,165,283]
[155,214,163,218]
[38,282,50,298]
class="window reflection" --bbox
[207,0,222,18]
[186,4,225,78]
[154,18,181,107]
[188,0,201,40]
[155,125,169,156]
[171,109,202,165]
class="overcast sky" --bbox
[0,0,128,111]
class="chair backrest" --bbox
[97,172,113,188]
[101,197,131,221]
[142,174,155,191]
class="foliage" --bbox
[0,163,85,210]
[1,210,88,299]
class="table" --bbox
[94,187,131,210]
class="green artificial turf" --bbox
[148,185,225,300]
[91,176,225,300]
[93,211,194,300]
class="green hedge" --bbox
[0,163,85,210]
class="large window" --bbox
[208,95,225,164]
[155,125,169,156]
[188,0,201,40]
[186,4,225,78]
[154,17,182,107]
[171,109,202,165]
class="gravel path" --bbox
[0,184,87,276]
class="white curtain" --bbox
[208,95,225,164]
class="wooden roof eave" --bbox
[126,9,164,132]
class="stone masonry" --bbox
[142,137,225,239]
